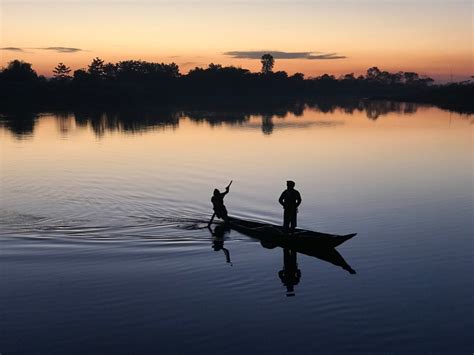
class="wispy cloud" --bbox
[1,47,25,52]
[1,46,84,53]
[306,53,346,60]
[224,50,346,60]
[38,47,83,53]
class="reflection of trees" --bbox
[403,103,417,114]
[364,101,418,120]
[0,112,37,138]
[184,111,250,126]
[55,112,74,136]
[0,99,424,138]
[182,101,304,131]
[261,114,274,135]
[73,108,181,137]
[306,99,419,120]
[292,102,305,117]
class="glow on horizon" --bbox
[1,0,472,81]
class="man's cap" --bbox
[286,180,295,186]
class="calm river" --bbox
[1,102,473,354]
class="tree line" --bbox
[0,54,472,113]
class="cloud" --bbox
[1,47,25,52]
[306,53,346,60]
[39,47,83,53]
[1,46,85,53]
[224,50,346,60]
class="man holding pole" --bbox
[208,180,232,227]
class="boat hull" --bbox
[227,217,356,249]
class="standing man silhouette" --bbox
[278,180,302,233]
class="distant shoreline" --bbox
[1,58,473,115]
[1,93,472,117]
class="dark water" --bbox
[1,102,473,354]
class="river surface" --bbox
[1,102,473,354]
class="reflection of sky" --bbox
[2,106,472,225]
[1,101,473,354]
[1,0,471,81]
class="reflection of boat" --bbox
[227,216,356,274]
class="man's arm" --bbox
[278,191,286,206]
[221,180,232,197]
[296,191,302,207]
[221,186,230,197]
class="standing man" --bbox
[278,180,302,233]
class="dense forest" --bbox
[0,55,472,113]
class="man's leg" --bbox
[283,209,290,233]
[207,212,216,227]
[222,207,229,223]
[290,211,297,232]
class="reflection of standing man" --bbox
[278,180,302,233]
[278,248,301,297]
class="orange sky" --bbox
[1,0,472,81]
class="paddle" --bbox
[208,180,232,227]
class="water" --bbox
[1,102,473,354]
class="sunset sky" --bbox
[1,0,472,81]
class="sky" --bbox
[1,0,472,81]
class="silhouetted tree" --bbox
[103,63,118,79]
[88,57,105,79]
[403,71,419,84]
[291,72,305,81]
[366,67,381,81]
[53,62,72,80]
[113,60,180,80]
[208,63,223,71]
[418,76,434,86]
[73,69,88,81]
[0,60,38,81]
[261,54,274,74]
[340,73,356,81]
[318,74,336,81]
